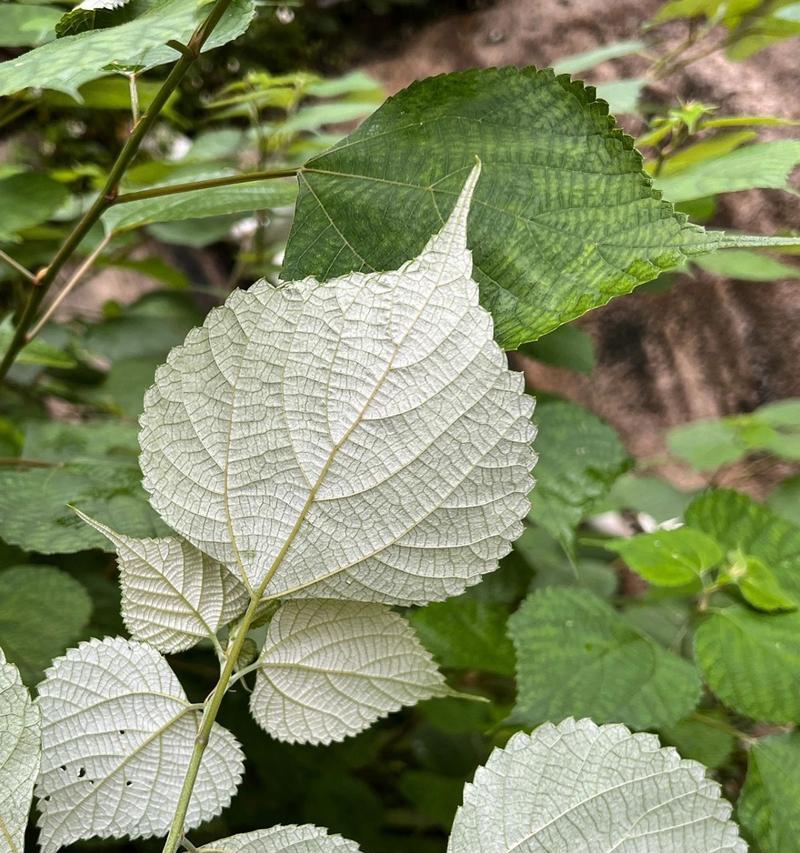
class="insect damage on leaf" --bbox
[139,162,537,604]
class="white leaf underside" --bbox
[447,718,747,853]
[74,510,249,653]
[140,163,536,604]
[199,825,361,852]
[35,637,243,853]
[0,650,40,853]
[250,600,448,744]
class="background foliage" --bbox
[1,0,800,851]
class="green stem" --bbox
[161,590,264,853]
[111,167,298,205]
[0,249,35,283]
[0,0,235,382]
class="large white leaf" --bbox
[0,650,40,853]
[35,637,243,852]
[140,163,536,603]
[250,600,448,744]
[74,510,249,653]
[448,718,746,853]
[200,825,361,852]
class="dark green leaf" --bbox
[508,587,701,729]
[660,713,735,769]
[0,173,69,241]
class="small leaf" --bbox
[508,587,701,729]
[695,605,800,722]
[409,595,515,676]
[605,526,722,587]
[661,713,735,769]
[73,511,250,652]
[0,0,256,98]
[0,650,40,853]
[735,554,797,612]
[654,140,800,202]
[36,637,244,852]
[447,718,746,853]
[199,825,361,852]
[250,600,448,745]
[738,732,800,853]
[528,400,629,549]
[686,489,800,606]
[695,249,799,281]
[0,173,69,241]
[667,418,746,470]
[282,67,800,349]
[0,565,92,685]
[140,164,536,602]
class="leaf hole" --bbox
[125,780,132,787]
[78,767,86,778]
[119,729,126,735]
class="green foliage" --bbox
[0,564,91,684]
[528,400,630,548]
[508,587,701,729]
[0,172,69,241]
[0,3,61,47]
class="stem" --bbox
[161,591,264,853]
[0,249,36,283]
[27,231,114,341]
[0,0,235,383]
[111,167,298,205]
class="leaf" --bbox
[519,324,594,373]
[661,713,735,769]
[447,717,746,853]
[35,637,244,852]
[55,0,133,38]
[0,319,76,369]
[102,178,297,233]
[508,588,701,729]
[199,826,361,852]
[685,489,800,606]
[282,67,800,349]
[0,173,69,241]
[668,418,746,469]
[605,526,722,587]
[768,475,800,526]
[735,554,797,612]
[73,511,249,653]
[409,595,515,676]
[695,249,799,280]
[738,732,800,853]
[0,4,61,48]
[0,0,256,99]
[552,39,645,74]
[528,400,629,548]
[694,605,800,722]
[250,600,448,745]
[0,650,40,853]
[0,565,92,685]
[140,164,536,602]
[654,140,800,202]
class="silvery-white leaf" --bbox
[35,637,244,852]
[74,510,249,653]
[140,163,536,603]
[250,600,448,744]
[199,825,361,852]
[448,718,746,853]
[75,0,130,9]
[0,649,40,853]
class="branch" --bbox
[111,167,298,205]
[0,0,236,383]
[0,248,36,283]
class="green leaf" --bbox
[768,475,800,526]
[654,140,800,202]
[0,565,91,684]
[734,554,797,612]
[409,596,515,676]
[0,421,168,553]
[686,489,800,606]
[282,67,798,349]
[399,770,463,831]
[660,713,735,769]
[657,130,758,177]
[0,3,61,47]
[0,172,69,241]
[695,249,800,281]
[529,400,629,548]
[0,0,256,98]
[519,324,594,373]
[695,605,800,722]
[602,472,693,522]
[739,732,800,853]
[668,418,747,469]
[594,78,645,115]
[552,39,645,74]
[55,0,133,39]
[102,177,297,233]
[0,319,76,369]
[605,526,722,587]
[508,587,701,729]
